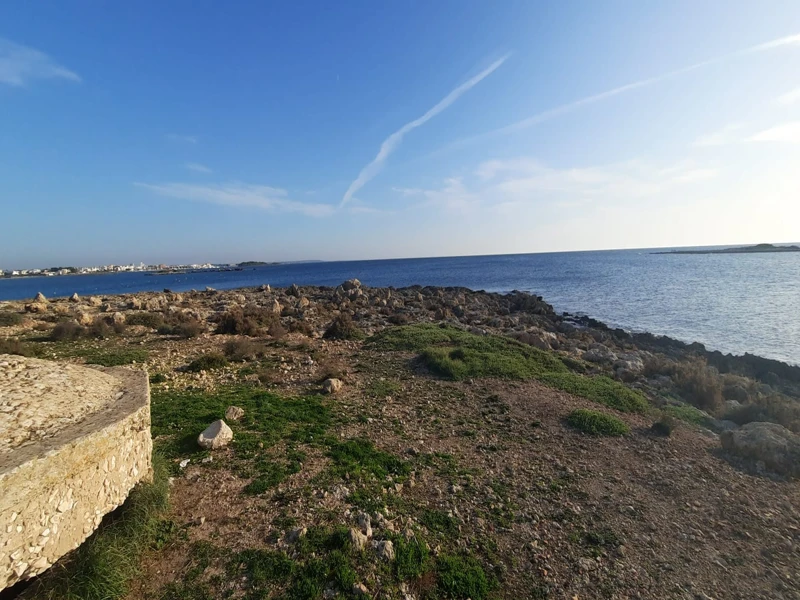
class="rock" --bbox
[342,279,361,291]
[298,297,310,309]
[86,296,102,307]
[69,293,80,303]
[197,419,234,450]
[24,303,48,314]
[179,458,190,469]
[357,512,372,537]
[225,406,245,422]
[724,385,750,403]
[323,378,343,394]
[288,283,300,297]
[721,422,800,477]
[205,287,216,293]
[271,299,282,314]
[33,292,47,303]
[112,312,126,326]
[233,294,246,305]
[286,527,307,543]
[128,298,143,310]
[75,311,94,326]
[349,527,368,551]
[375,539,395,561]
[260,284,271,292]
[614,353,645,373]
[583,344,617,364]
[352,583,369,596]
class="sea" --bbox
[1,248,799,365]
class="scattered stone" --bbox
[197,419,234,450]
[323,378,343,394]
[260,284,271,292]
[69,293,80,303]
[86,296,102,307]
[75,311,94,326]
[375,539,395,561]
[288,283,300,297]
[179,459,190,469]
[24,303,48,314]
[271,299,282,314]
[225,405,245,422]
[349,528,368,551]
[357,512,372,537]
[342,279,362,291]
[352,583,369,596]
[112,312,126,326]
[33,292,47,303]
[286,527,307,543]
[200,456,213,464]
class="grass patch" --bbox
[0,311,23,327]
[662,403,713,426]
[366,378,402,397]
[24,455,171,600]
[372,324,648,412]
[435,554,493,600]
[80,347,149,366]
[566,409,630,436]
[394,535,432,581]
[185,353,228,372]
[420,509,459,536]
[327,438,410,480]
[150,372,168,384]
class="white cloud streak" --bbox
[166,134,199,144]
[750,121,800,143]
[184,162,212,173]
[0,37,80,87]
[340,55,509,207]
[457,32,800,143]
[136,182,335,217]
[692,123,744,147]
[776,86,800,105]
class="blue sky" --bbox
[2,1,800,268]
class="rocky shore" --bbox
[2,282,799,599]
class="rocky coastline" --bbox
[2,281,799,599]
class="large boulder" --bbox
[721,422,800,477]
[342,279,361,291]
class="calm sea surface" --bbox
[1,249,799,364]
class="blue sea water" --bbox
[1,249,799,364]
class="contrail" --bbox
[340,55,509,207]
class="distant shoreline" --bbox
[652,243,800,255]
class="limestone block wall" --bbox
[0,357,152,590]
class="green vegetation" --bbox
[435,554,493,600]
[566,409,630,436]
[327,438,410,480]
[0,338,36,357]
[125,311,165,329]
[26,455,172,600]
[81,347,149,366]
[216,305,278,336]
[650,414,677,436]
[372,324,648,412]
[185,353,228,372]
[149,372,168,384]
[366,378,402,397]
[662,402,713,426]
[420,509,460,536]
[223,338,267,362]
[0,311,23,327]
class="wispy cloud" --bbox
[136,182,335,217]
[340,55,509,207]
[400,157,719,213]
[0,37,80,87]
[692,123,744,147]
[166,134,199,144]
[453,32,800,144]
[184,162,212,173]
[749,121,800,143]
[776,86,800,105]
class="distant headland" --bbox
[653,243,800,255]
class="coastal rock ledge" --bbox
[0,355,152,590]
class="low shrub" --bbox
[724,395,800,433]
[268,320,287,339]
[51,321,84,341]
[125,312,164,329]
[674,360,723,412]
[323,314,364,340]
[566,408,630,436]
[388,312,411,325]
[216,305,277,336]
[650,414,676,436]
[185,353,228,372]
[289,320,315,337]
[223,339,265,362]
[0,311,23,327]
[435,554,492,600]
[0,338,35,357]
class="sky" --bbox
[2,1,800,268]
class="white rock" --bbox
[375,539,395,561]
[323,378,343,394]
[197,419,233,450]
[225,405,245,422]
[349,527,368,551]
[357,512,372,537]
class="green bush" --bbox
[435,554,492,600]
[81,348,149,366]
[185,353,228,372]
[125,312,164,329]
[372,324,648,413]
[650,414,676,436]
[216,305,277,336]
[0,311,23,327]
[566,409,630,436]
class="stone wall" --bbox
[0,357,152,590]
